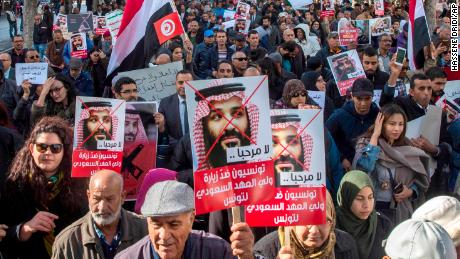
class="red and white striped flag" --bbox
[408,0,431,70]
[107,0,184,76]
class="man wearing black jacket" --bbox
[362,46,390,90]
[33,15,49,61]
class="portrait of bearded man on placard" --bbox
[271,114,313,187]
[76,101,119,150]
[193,83,259,170]
[332,53,357,81]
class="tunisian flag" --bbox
[408,0,431,70]
[107,0,182,76]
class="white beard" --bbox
[91,205,121,226]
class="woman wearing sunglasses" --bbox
[31,73,78,126]
[273,79,320,109]
[0,116,87,259]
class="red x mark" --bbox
[184,76,269,171]
[76,97,125,150]
[273,109,322,173]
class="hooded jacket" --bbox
[326,101,380,162]
[294,23,321,59]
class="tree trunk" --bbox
[424,0,437,35]
[23,0,37,48]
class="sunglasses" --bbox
[292,92,307,97]
[234,57,248,61]
[28,55,40,59]
[35,143,63,154]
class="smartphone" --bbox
[393,182,404,194]
[395,47,406,66]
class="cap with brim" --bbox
[141,180,195,217]
[271,114,301,124]
[195,83,245,101]
[351,78,374,97]
[235,33,245,41]
[69,57,83,69]
[268,52,282,64]
[204,29,214,37]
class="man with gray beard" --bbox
[51,170,147,259]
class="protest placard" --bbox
[320,0,335,18]
[118,61,183,101]
[72,97,126,177]
[15,63,48,86]
[67,13,94,33]
[122,102,158,200]
[373,89,382,106]
[70,32,88,58]
[235,1,250,20]
[436,80,460,122]
[288,0,314,10]
[106,10,123,43]
[234,18,251,34]
[339,19,370,46]
[223,10,236,21]
[185,76,275,214]
[245,109,327,226]
[95,16,109,35]
[370,17,391,36]
[54,14,71,39]
[375,0,385,16]
[327,50,366,96]
[308,91,325,108]
[222,19,236,30]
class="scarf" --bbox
[28,171,65,256]
[336,170,377,259]
[278,192,336,259]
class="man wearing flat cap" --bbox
[115,180,259,259]
[193,83,259,170]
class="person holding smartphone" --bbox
[352,104,430,226]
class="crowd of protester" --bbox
[0,0,459,258]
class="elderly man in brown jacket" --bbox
[51,170,147,259]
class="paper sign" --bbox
[327,50,366,96]
[67,13,94,33]
[15,63,48,85]
[95,16,109,35]
[320,0,335,17]
[106,10,123,43]
[436,80,460,122]
[339,19,370,46]
[118,61,183,101]
[223,10,236,21]
[245,109,327,226]
[289,0,314,10]
[70,33,88,58]
[370,17,391,36]
[375,0,385,16]
[72,97,126,177]
[122,102,158,200]
[185,76,275,214]
[222,19,236,30]
[308,91,325,109]
[373,90,382,106]
[406,115,424,139]
[235,1,250,19]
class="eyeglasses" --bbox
[50,86,63,94]
[234,57,248,61]
[35,143,63,154]
[28,55,40,59]
[120,89,138,94]
[292,92,307,97]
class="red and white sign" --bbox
[153,11,184,45]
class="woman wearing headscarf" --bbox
[353,104,430,225]
[254,191,358,259]
[272,79,320,109]
[301,71,335,121]
[336,170,393,259]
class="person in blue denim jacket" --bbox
[352,104,430,225]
